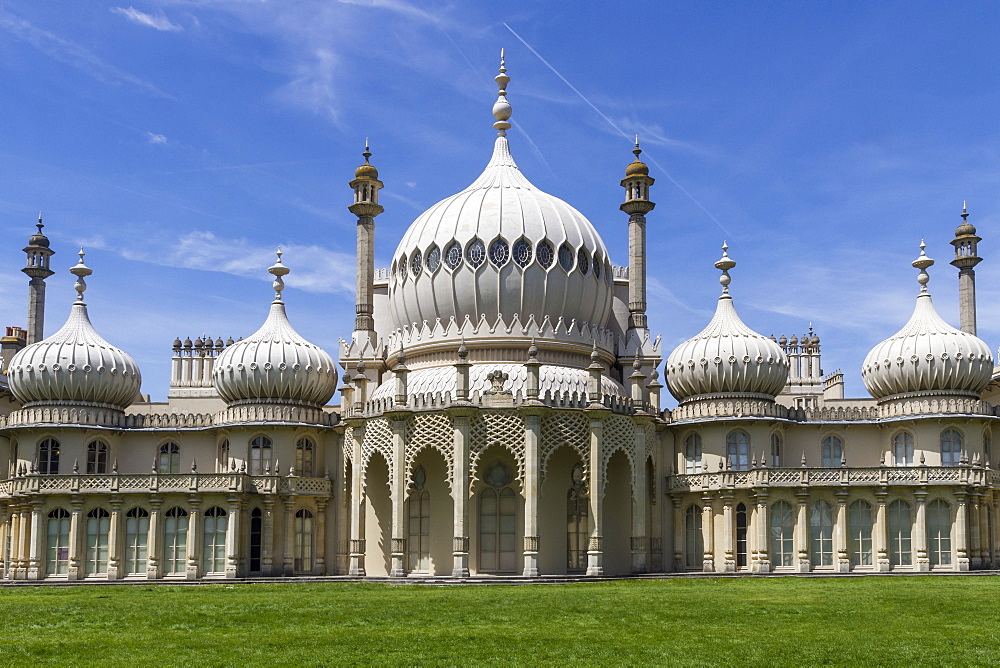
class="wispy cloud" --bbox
[146,131,168,144]
[110,7,183,32]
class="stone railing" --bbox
[2,407,340,430]
[0,473,333,498]
[351,390,650,418]
[667,465,993,492]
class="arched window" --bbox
[46,508,71,575]
[887,500,912,568]
[86,440,109,474]
[85,508,111,576]
[38,438,60,474]
[444,241,463,270]
[809,501,834,566]
[296,438,315,477]
[479,461,516,573]
[985,432,992,469]
[426,244,441,272]
[726,431,750,471]
[848,500,873,567]
[770,501,795,567]
[821,436,843,467]
[202,507,228,574]
[294,509,314,573]
[407,465,430,573]
[249,508,263,574]
[249,436,272,475]
[218,439,230,472]
[566,462,589,573]
[735,503,748,569]
[163,507,189,575]
[557,244,574,272]
[927,500,952,566]
[576,248,590,275]
[940,429,962,467]
[125,507,149,575]
[466,239,486,269]
[893,432,914,466]
[158,443,180,474]
[488,238,510,267]
[684,434,702,474]
[685,504,703,569]
[536,241,554,269]
[770,433,782,467]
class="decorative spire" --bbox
[269,247,289,302]
[37,212,44,235]
[70,248,92,303]
[492,49,512,136]
[912,240,933,294]
[363,138,371,164]
[962,200,968,217]
[715,242,736,296]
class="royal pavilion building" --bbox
[1,56,998,581]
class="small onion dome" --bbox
[28,216,50,248]
[625,142,649,177]
[7,250,141,410]
[862,242,992,401]
[956,202,976,236]
[212,250,337,408]
[665,244,788,403]
[355,141,378,179]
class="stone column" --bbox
[874,490,890,572]
[225,497,242,579]
[107,497,123,580]
[955,491,970,571]
[146,498,162,580]
[451,408,474,578]
[796,491,810,572]
[914,490,929,571]
[721,495,735,572]
[980,493,992,569]
[834,491,850,572]
[315,500,328,575]
[0,504,8,579]
[27,500,43,580]
[186,497,202,580]
[68,498,83,581]
[348,425,366,577]
[261,498,275,577]
[752,492,770,573]
[9,507,23,579]
[701,493,715,572]
[282,498,295,576]
[522,409,542,577]
[389,416,407,578]
[631,419,648,574]
[671,498,684,571]
[969,492,981,570]
[586,413,608,576]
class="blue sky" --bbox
[1,1,998,402]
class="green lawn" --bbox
[1,576,998,666]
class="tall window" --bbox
[296,438,315,477]
[163,507,188,574]
[407,465,430,573]
[940,430,962,466]
[46,508,71,575]
[250,436,273,475]
[158,443,180,474]
[848,500,873,567]
[726,431,750,471]
[735,503,748,569]
[218,439,230,472]
[770,501,795,567]
[927,500,952,566]
[202,507,228,574]
[38,438,60,474]
[887,500,912,567]
[810,501,834,566]
[985,432,992,469]
[822,436,843,467]
[249,508,263,573]
[124,507,149,575]
[479,461,517,573]
[684,434,702,474]
[566,463,589,573]
[770,433,782,467]
[893,432,914,466]
[685,505,703,569]
[85,508,110,576]
[294,509,314,573]
[86,440,108,474]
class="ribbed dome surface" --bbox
[389,136,613,332]
[666,295,788,402]
[213,302,337,407]
[862,292,992,400]
[8,303,141,409]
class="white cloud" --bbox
[110,7,183,32]
[146,131,168,144]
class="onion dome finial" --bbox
[912,239,933,293]
[269,247,289,302]
[715,242,736,295]
[492,48,512,136]
[70,249,92,303]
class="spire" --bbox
[492,49,512,136]
[715,242,736,296]
[951,201,981,335]
[70,249,92,304]
[269,247,289,303]
[912,240,933,294]
[23,212,56,344]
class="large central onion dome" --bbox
[388,54,613,333]
[666,245,788,404]
[8,251,141,410]
[213,252,337,408]
[862,243,992,402]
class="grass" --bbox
[1,576,999,666]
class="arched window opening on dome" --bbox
[426,244,441,273]
[249,436,273,475]
[684,434,702,473]
[203,507,228,574]
[940,429,962,466]
[726,431,749,471]
[38,438,60,475]
[164,507,189,575]
[770,433,782,467]
[408,478,430,573]
[87,440,108,474]
[479,460,516,573]
[567,462,588,573]
[46,508,71,576]
[410,250,422,277]
[892,432,914,466]
[296,438,315,477]
[536,240,554,269]
[466,239,486,269]
[445,241,463,270]
[249,508,263,573]
[685,504,703,569]
[512,239,532,268]
[735,502,748,569]
[927,500,952,566]
[85,507,110,576]
[821,436,843,467]
[158,442,180,474]
[809,501,834,567]
[488,238,510,267]
[848,500,873,567]
[593,253,602,280]
[218,439,230,473]
[294,509,314,573]
[577,248,590,275]
[125,507,149,575]
[770,501,795,567]
[888,500,912,568]
[398,255,408,282]
[557,244,574,272]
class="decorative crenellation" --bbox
[771,325,823,385]
[170,335,231,392]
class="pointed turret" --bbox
[22,213,55,344]
[621,138,655,331]
[349,141,384,334]
[950,201,981,335]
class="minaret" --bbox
[348,140,384,334]
[22,213,55,344]
[620,138,655,330]
[950,201,981,335]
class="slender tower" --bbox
[620,138,655,330]
[950,201,981,335]
[22,213,55,344]
[348,141,384,334]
